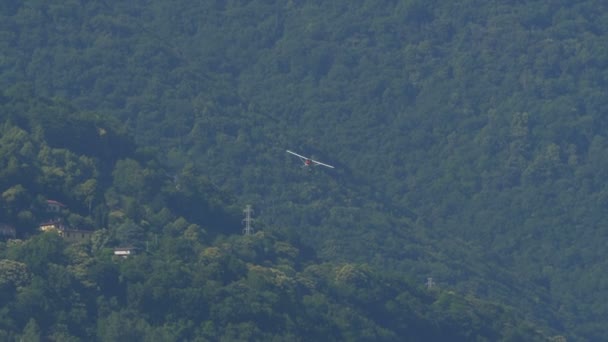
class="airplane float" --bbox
[286,150,335,169]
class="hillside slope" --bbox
[2,0,607,339]
[0,96,553,340]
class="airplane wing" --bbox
[311,159,335,168]
[287,150,335,168]
[286,150,308,159]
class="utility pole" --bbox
[242,205,254,236]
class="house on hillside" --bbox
[60,229,94,243]
[113,247,137,258]
[39,219,93,243]
[46,200,67,213]
[39,219,68,232]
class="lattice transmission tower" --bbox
[242,205,254,235]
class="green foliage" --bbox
[20,318,41,342]
[2,0,608,340]
[0,259,30,289]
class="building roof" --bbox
[46,199,67,207]
[114,247,137,251]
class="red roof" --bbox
[46,200,67,207]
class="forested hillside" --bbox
[0,96,550,341]
[2,0,607,340]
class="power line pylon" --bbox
[242,205,254,236]
[426,277,435,290]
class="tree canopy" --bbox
[1,0,606,340]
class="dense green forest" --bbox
[0,97,550,341]
[1,0,607,340]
